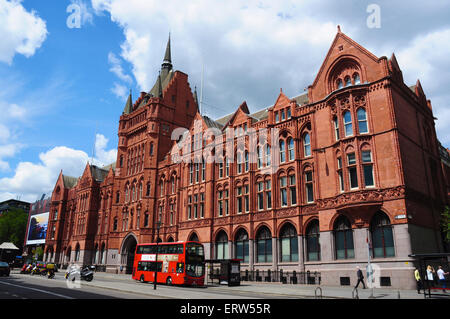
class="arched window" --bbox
[244,151,249,172]
[171,176,176,194]
[215,230,229,260]
[235,229,249,263]
[370,212,395,258]
[189,233,199,242]
[333,116,340,141]
[237,152,243,174]
[265,145,271,167]
[279,140,286,163]
[288,137,295,161]
[337,79,343,89]
[357,108,368,134]
[280,223,298,262]
[257,146,263,168]
[334,216,354,259]
[306,220,320,261]
[344,76,351,87]
[353,73,361,85]
[303,133,311,157]
[256,226,272,263]
[343,111,353,137]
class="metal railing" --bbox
[240,269,321,285]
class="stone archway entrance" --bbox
[121,234,137,274]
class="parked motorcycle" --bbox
[65,265,94,282]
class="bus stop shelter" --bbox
[408,253,450,298]
[0,242,20,263]
[205,259,241,286]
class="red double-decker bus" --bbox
[132,241,205,286]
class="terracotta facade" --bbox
[44,30,449,289]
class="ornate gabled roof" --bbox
[202,115,224,130]
[62,175,78,189]
[90,165,109,183]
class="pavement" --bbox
[71,271,433,299]
[10,269,448,299]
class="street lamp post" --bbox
[154,218,162,290]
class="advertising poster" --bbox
[26,212,49,245]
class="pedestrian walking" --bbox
[436,266,449,293]
[414,268,423,294]
[355,266,366,289]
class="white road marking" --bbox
[0,280,74,299]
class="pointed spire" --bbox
[161,34,172,70]
[193,86,199,107]
[123,89,133,114]
[164,33,171,64]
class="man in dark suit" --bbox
[355,266,366,289]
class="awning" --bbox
[0,242,20,250]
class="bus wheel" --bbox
[166,277,173,286]
[140,275,146,283]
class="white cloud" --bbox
[397,28,450,146]
[108,52,132,84]
[110,82,128,100]
[0,133,117,202]
[94,133,118,166]
[0,0,48,64]
[92,0,338,103]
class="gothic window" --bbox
[370,211,395,258]
[256,226,272,263]
[280,223,298,262]
[343,111,353,137]
[288,137,295,161]
[334,215,354,259]
[357,108,368,134]
[306,220,320,261]
[333,116,340,141]
[305,170,314,203]
[215,230,229,260]
[362,150,375,187]
[344,76,352,87]
[347,153,358,189]
[303,133,311,157]
[234,228,249,263]
[279,140,286,163]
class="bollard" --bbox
[352,287,359,299]
[397,290,400,299]
[315,287,323,299]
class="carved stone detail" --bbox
[316,186,406,210]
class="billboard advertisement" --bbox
[26,212,49,245]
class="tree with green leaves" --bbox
[442,206,450,243]
[0,208,29,252]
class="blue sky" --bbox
[0,0,449,202]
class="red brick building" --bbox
[45,29,448,289]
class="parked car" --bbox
[0,262,10,276]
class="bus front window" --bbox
[186,263,205,277]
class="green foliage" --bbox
[31,246,44,261]
[443,206,450,243]
[0,208,28,251]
